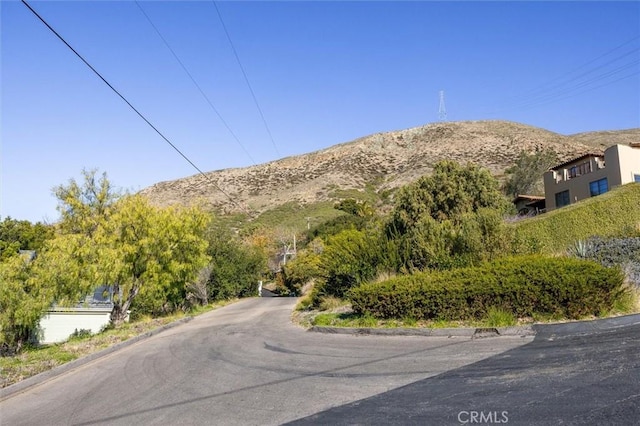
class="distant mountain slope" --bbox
[140,120,639,216]
[565,128,640,149]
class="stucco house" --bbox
[37,286,116,344]
[543,143,640,211]
[17,251,117,345]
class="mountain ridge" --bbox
[139,120,639,216]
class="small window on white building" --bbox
[635,174,640,183]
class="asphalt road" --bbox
[0,298,532,425]
[290,319,640,425]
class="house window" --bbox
[555,190,570,208]
[568,162,590,179]
[635,174,640,183]
[589,178,608,196]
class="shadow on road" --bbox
[285,323,640,425]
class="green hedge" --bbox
[349,255,626,321]
[512,183,640,254]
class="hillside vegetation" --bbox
[513,183,640,253]
[140,121,639,227]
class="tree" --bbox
[503,148,558,197]
[385,161,513,271]
[206,226,266,301]
[186,265,213,307]
[0,253,53,353]
[53,169,120,236]
[0,217,54,261]
[388,160,511,235]
[44,171,211,325]
[96,196,211,323]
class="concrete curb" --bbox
[0,316,193,401]
[532,312,640,338]
[309,324,536,338]
[308,313,640,339]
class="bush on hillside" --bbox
[316,229,380,298]
[383,161,515,272]
[308,214,369,242]
[349,256,626,321]
[282,249,322,295]
[388,160,512,235]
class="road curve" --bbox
[0,298,531,425]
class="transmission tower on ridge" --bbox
[438,90,447,121]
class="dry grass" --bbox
[141,121,638,223]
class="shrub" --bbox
[513,183,640,253]
[573,236,640,267]
[317,229,380,298]
[282,250,321,295]
[568,236,640,289]
[69,328,93,340]
[308,214,368,242]
[349,256,626,321]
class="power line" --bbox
[21,0,249,214]
[502,35,640,105]
[499,57,639,113]
[134,1,257,165]
[503,49,639,111]
[484,36,640,116]
[211,0,281,158]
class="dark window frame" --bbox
[589,178,608,197]
[555,190,570,208]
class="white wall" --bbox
[38,308,112,344]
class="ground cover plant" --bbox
[512,183,640,254]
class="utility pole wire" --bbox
[483,35,640,116]
[134,1,256,165]
[212,0,281,157]
[21,0,250,214]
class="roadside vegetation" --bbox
[2,159,638,384]
[289,160,640,328]
[512,183,640,253]
[0,169,271,357]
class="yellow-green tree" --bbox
[0,253,53,353]
[44,171,211,325]
[97,196,211,324]
[53,169,120,236]
[0,217,54,261]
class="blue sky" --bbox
[1,1,639,223]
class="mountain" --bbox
[139,120,639,217]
